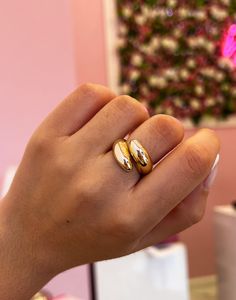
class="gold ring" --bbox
[127,139,153,175]
[112,138,153,175]
[112,139,133,172]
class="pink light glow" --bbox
[222,24,236,66]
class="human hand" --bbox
[0,83,220,299]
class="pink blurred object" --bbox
[155,235,179,247]
[222,24,236,66]
[52,295,82,300]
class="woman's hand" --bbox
[0,83,220,300]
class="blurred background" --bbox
[1,1,236,299]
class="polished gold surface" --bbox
[112,139,133,172]
[128,139,153,175]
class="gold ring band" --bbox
[127,139,153,175]
[112,139,133,172]
[112,138,153,175]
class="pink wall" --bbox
[0,1,90,298]
[71,0,108,85]
[0,0,77,172]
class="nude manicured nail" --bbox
[203,154,220,191]
[143,105,149,115]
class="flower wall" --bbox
[116,0,236,125]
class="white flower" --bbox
[120,83,131,94]
[200,67,216,78]
[173,97,183,107]
[178,8,189,19]
[149,76,167,89]
[164,68,178,81]
[129,69,140,81]
[150,37,161,50]
[215,71,225,82]
[165,107,174,115]
[179,69,190,80]
[210,6,228,21]
[149,10,159,19]
[195,85,205,96]
[156,8,167,19]
[220,0,230,6]
[140,44,153,55]
[167,0,177,8]
[190,99,201,110]
[173,28,182,38]
[135,14,146,26]
[197,36,206,47]
[131,54,143,67]
[194,10,207,21]
[161,37,178,52]
[205,41,215,53]
[205,98,215,107]
[186,58,196,69]
[155,106,164,114]
[122,6,132,18]
[188,37,198,48]
[141,5,151,18]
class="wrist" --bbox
[0,195,56,300]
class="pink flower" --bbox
[222,24,236,65]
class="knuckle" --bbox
[188,206,205,225]
[193,208,205,224]
[177,202,205,227]
[111,214,139,241]
[113,95,149,120]
[152,115,184,145]
[183,142,212,177]
[78,82,97,96]
[77,83,100,104]
[54,155,71,176]
[77,83,116,108]
[29,132,52,156]
[76,176,103,201]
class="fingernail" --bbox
[203,154,220,191]
[142,104,149,115]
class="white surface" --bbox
[95,243,190,300]
[214,205,236,300]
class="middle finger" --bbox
[101,114,184,189]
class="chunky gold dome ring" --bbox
[127,139,153,175]
[112,138,153,175]
[112,139,133,172]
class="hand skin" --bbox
[0,83,220,300]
